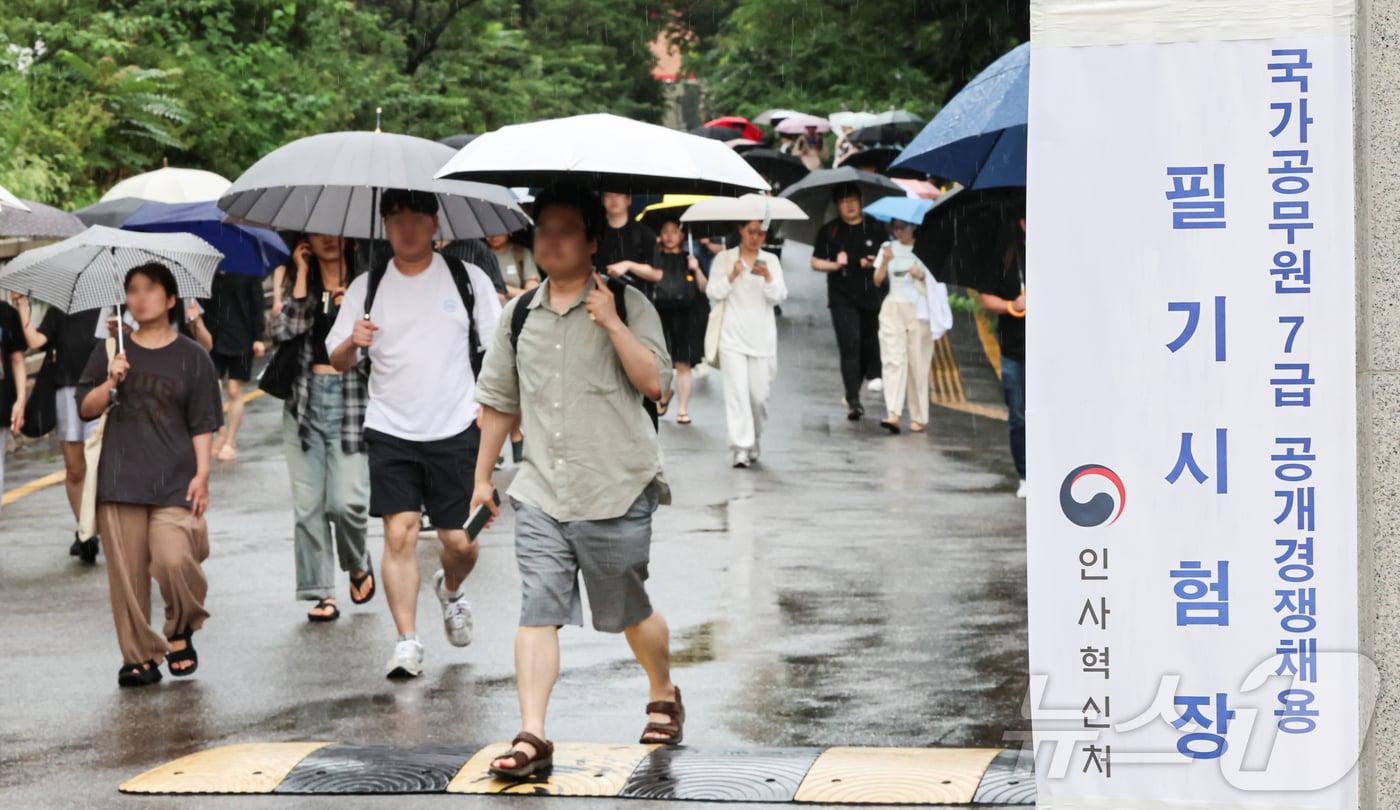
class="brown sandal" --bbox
[639,685,685,745]
[489,731,554,781]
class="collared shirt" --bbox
[475,275,673,522]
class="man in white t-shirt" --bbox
[327,188,502,679]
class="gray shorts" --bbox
[513,484,659,633]
[55,386,99,443]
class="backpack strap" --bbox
[510,287,538,355]
[442,254,485,377]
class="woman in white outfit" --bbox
[874,218,940,434]
[706,220,788,468]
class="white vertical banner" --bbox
[1026,5,1359,809]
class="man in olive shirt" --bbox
[472,184,682,780]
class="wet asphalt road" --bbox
[0,248,1030,809]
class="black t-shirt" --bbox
[813,218,888,310]
[991,239,1026,363]
[0,302,24,417]
[594,221,661,296]
[76,335,224,508]
[205,272,267,357]
[38,308,101,388]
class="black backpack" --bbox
[363,253,485,377]
[509,278,659,431]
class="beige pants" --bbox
[878,298,933,425]
[97,503,210,665]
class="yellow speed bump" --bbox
[793,746,1000,805]
[448,742,657,797]
[119,742,332,794]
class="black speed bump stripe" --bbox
[275,743,477,794]
[121,742,1033,804]
[619,746,823,802]
[971,748,1035,805]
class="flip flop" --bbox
[676,413,692,425]
[350,560,376,605]
[307,597,340,623]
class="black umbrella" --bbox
[740,149,808,193]
[913,186,1025,290]
[73,197,146,228]
[836,146,903,173]
[689,126,739,142]
[439,133,478,150]
[0,199,85,240]
[776,166,905,243]
[849,122,922,147]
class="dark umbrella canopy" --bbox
[439,134,478,150]
[913,186,1024,289]
[0,199,85,240]
[837,146,903,173]
[848,122,922,147]
[73,197,146,228]
[689,126,739,141]
[777,166,905,243]
[123,200,289,277]
[893,43,1028,189]
[740,149,808,193]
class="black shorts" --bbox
[364,424,480,529]
[210,351,253,382]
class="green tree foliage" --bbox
[677,0,1027,120]
[0,0,666,209]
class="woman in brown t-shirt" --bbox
[77,262,224,688]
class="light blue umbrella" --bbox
[863,196,935,225]
[892,43,1028,189]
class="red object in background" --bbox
[705,117,763,143]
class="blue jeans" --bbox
[1000,356,1026,480]
[283,374,371,600]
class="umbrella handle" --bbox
[116,302,125,355]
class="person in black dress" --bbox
[651,219,708,424]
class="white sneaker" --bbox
[385,637,424,680]
[867,378,885,393]
[1016,480,1028,499]
[433,570,473,648]
[732,451,750,468]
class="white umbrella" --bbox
[219,130,529,240]
[828,111,881,132]
[775,114,833,135]
[0,184,31,212]
[681,194,808,227]
[0,226,222,353]
[100,166,232,203]
[435,113,770,196]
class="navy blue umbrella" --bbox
[892,43,1028,189]
[122,200,289,277]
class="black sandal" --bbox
[166,630,198,677]
[307,597,340,623]
[350,561,376,605]
[118,660,162,688]
[639,685,685,745]
[489,731,555,781]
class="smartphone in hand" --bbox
[466,489,503,540]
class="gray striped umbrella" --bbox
[0,184,30,212]
[218,130,530,240]
[0,198,85,239]
[0,225,223,314]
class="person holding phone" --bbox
[273,234,375,623]
[76,262,224,687]
[707,220,789,468]
[472,184,681,781]
[872,219,935,435]
[811,184,887,421]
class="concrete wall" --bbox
[1356,1,1397,807]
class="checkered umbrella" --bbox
[0,183,30,212]
[0,225,222,314]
